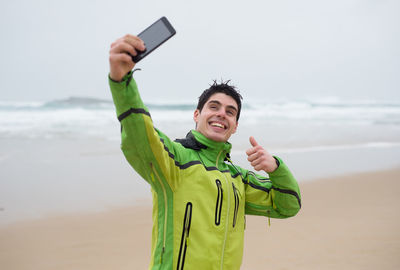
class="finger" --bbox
[252,156,269,171]
[253,164,263,171]
[110,42,138,56]
[111,35,145,53]
[247,152,259,162]
[246,144,261,156]
[250,159,262,171]
[246,147,256,156]
[122,34,143,43]
[110,53,134,64]
[123,34,146,51]
[249,136,259,147]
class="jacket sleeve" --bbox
[108,72,180,191]
[243,156,301,218]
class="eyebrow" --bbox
[208,100,238,113]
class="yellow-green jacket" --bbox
[109,72,301,270]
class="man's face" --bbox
[194,93,239,142]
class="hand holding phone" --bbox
[109,17,176,81]
[132,17,176,63]
[109,34,144,81]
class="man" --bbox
[108,34,301,270]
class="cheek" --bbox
[196,114,209,128]
[231,121,238,133]
[199,111,211,122]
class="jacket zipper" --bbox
[220,173,231,270]
[215,149,231,270]
[215,179,223,225]
[232,182,239,228]
[150,163,168,264]
[177,202,193,270]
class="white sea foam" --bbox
[1,96,399,145]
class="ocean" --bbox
[1,96,400,145]
[1,96,400,224]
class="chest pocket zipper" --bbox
[232,183,239,228]
[177,202,193,270]
[215,179,223,226]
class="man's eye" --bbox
[227,110,235,116]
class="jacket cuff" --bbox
[269,156,286,176]
[273,156,280,168]
[108,70,133,84]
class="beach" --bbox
[1,97,400,269]
[2,0,400,267]
[1,168,399,270]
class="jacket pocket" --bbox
[177,202,193,270]
[232,182,239,228]
[215,179,223,226]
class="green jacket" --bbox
[109,72,301,270]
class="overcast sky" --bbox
[0,0,399,102]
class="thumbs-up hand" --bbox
[246,136,278,173]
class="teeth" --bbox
[211,122,225,129]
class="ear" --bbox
[193,109,200,124]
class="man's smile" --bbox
[209,121,227,130]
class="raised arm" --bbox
[108,34,180,191]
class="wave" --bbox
[0,97,114,110]
[2,96,400,111]
[43,97,113,109]
[245,98,400,110]
[1,96,399,140]
[0,97,197,111]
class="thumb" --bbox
[249,136,259,147]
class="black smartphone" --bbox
[132,17,176,63]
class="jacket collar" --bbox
[175,130,232,165]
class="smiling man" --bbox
[195,90,239,142]
[108,34,301,270]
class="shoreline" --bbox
[1,168,399,269]
[2,137,400,226]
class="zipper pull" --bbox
[268,217,271,227]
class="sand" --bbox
[1,168,399,270]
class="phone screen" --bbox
[132,17,176,63]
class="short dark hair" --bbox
[197,80,243,121]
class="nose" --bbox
[215,108,226,118]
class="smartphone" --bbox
[132,17,176,63]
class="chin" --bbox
[207,133,228,142]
